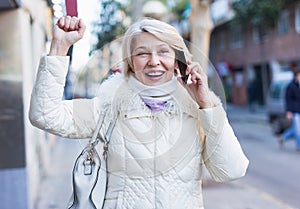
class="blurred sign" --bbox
[65,0,78,17]
[216,62,231,77]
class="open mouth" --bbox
[146,71,165,77]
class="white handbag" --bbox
[67,107,117,209]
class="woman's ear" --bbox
[129,68,134,73]
[129,62,135,73]
[174,61,179,75]
[174,59,179,68]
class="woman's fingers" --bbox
[186,61,207,85]
[69,16,80,31]
[56,16,82,32]
[77,18,86,37]
[56,17,65,30]
[63,16,71,31]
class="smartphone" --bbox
[176,50,188,84]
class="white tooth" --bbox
[148,72,163,76]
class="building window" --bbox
[230,25,243,48]
[252,27,268,43]
[277,10,289,35]
[295,4,300,33]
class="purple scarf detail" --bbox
[142,98,168,112]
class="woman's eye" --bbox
[158,50,169,55]
[136,52,149,56]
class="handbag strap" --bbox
[90,109,107,145]
[88,104,118,152]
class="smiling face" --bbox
[131,32,176,86]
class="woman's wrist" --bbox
[48,39,70,56]
[196,92,214,109]
[198,102,214,109]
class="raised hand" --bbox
[49,16,86,56]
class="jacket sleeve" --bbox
[199,104,249,182]
[29,56,99,138]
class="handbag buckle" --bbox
[84,158,93,175]
[83,150,94,175]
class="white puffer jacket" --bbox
[29,56,249,209]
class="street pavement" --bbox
[204,105,296,209]
[35,104,296,209]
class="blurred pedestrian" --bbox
[278,68,300,152]
[29,16,249,209]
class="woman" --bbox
[29,16,249,209]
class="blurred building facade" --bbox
[0,0,54,208]
[210,1,300,106]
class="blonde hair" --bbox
[122,18,192,77]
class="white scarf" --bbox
[127,76,177,111]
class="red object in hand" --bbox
[65,0,78,17]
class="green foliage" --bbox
[91,0,127,53]
[232,0,286,28]
[170,0,190,21]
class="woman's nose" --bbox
[148,53,160,66]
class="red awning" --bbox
[65,0,78,17]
